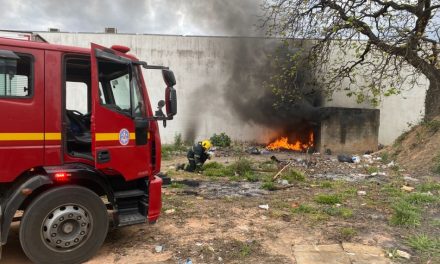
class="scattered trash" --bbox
[395,249,411,259]
[280,179,289,185]
[248,147,261,155]
[154,245,163,253]
[291,202,300,208]
[370,172,378,176]
[165,209,175,214]
[352,156,361,163]
[218,256,223,262]
[357,190,367,196]
[335,203,342,207]
[386,161,395,167]
[259,204,269,210]
[337,154,353,163]
[195,242,203,246]
[185,258,193,264]
[401,185,414,192]
[403,176,419,182]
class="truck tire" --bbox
[19,186,109,264]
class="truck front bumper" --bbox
[148,176,162,223]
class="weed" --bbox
[261,182,276,191]
[244,171,259,182]
[431,219,440,227]
[365,166,379,174]
[210,132,232,147]
[417,182,440,192]
[339,227,357,241]
[202,162,225,170]
[422,119,440,133]
[314,194,341,205]
[169,182,185,189]
[390,200,421,227]
[292,204,315,214]
[380,152,390,163]
[433,152,440,174]
[258,160,278,172]
[229,158,253,176]
[381,184,404,197]
[404,192,438,205]
[281,169,306,183]
[323,207,353,218]
[320,181,334,188]
[407,234,440,256]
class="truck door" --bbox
[90,43,149,181]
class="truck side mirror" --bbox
[165,86,177,118]
[162,69,176,87]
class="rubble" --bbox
[155,245,164,253]
[357,190,367,196]
[259,204,269,210]
[395,250,411,259]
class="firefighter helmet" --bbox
[201,140,212,150]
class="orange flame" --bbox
[266,132,314,151]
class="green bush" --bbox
[281,169,305,182]
[261,182,276,191]
[390,200,421,227]
[210,132,232,147]
[314,194,341,205]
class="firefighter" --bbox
[182,140,212,172]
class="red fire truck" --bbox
[0,37,177,263]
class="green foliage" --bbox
[161,133,187,160]
[339,227,358,241]
[404,192,438,205]
[390,200,421,227]
[432,152,440,174]
[422,119,440,133]
[320,181,334,188]
[169,182,185,189]
[365,166,379,174]
[323,207,353,219]
[380,152,390,163]
[210,132,231,147]
[229,158,253,176]
[261,182,276,191]
[258,160,278,172]
[281,169,305,183]
[314,194,341,205]
[292,204,315,214]
[407,234,440,256]
[417,182,440,192]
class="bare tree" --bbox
[263,0,440,119]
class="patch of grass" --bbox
[422,119,440,133]
[417,182,440,192]
[169,182,185,189]
[404,192,438,205]
[407,234,440,257]
[339,227,357,241]
[381,184,404,198]
[314,194,341,205]
[380,152,390,163]
[202,162,225,170]
[365,166,379,174]
[432,152,440,174]
[261,182,276,191]
[292,204,316,214]
[258,160,278,172]
[431,219,440,227]
[320,181,334,188]
[323,207,354,219]
[229,158,253,176]
[281,169,306,183]
[244,171,259,182]
[390,200,421,227]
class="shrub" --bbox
[390,200,421,227]
[407,234,440,255]
[281,169,305,183]
[314,194,341,205]
[261,182,276,191]
[229,158,253,176]
[210,132,232,147]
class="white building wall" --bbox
[38,32,427,145]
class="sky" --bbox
[0,0,264,36]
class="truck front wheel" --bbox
[19,186,109,264]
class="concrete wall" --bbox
[38,32,427,145]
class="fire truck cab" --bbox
[0,38,177,263]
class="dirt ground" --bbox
[2,149,439,264]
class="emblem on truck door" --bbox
[119,129,130,145]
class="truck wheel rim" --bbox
[41,204,92,251]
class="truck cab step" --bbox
[118,212,146,227]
